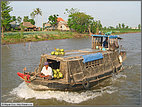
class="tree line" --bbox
[1,1,141,38]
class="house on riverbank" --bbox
[21,22,37,31]
[44,17,70,31]
[10,21,20,30]
[57,17,70,31]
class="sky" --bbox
[9,1,141,27]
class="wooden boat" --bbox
[17,34,126,91]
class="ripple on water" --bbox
[6,81,119,104]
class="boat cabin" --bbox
[91,34,121,50]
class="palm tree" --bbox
[122,23,125,29]
[17,16,22,24]
[31,8,43,31]
[118,23,121,29]
[30,12,35,19]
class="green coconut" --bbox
[61,52,65,55]
[59,72,63,78]
[54,74,57,78]
[53,70,57,74]
[60,49,64,52]
[56,48,60,52]
[56,69,60,72]
[55,52,59,55]
[58,52,61,55]
[51,51,55,55]
[57,75,60,79]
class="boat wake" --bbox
[8,83,117,104]
[7,73,127,104]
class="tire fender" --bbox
[82,79,90,89]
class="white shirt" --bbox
[41,66,53,78]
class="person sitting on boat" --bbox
[40,62,53,80]
[103,37,108,48]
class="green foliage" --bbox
[43,23,46,28]
[48,14,59,28]
[90,20,102,34]
[66,8,102,34]
[23,16,35,25]
[102,29,141,34]
[20,23,26,31]
[15,27,19,30]
[30,8,42,26]
[125,26,129,29]
[122,23,125,29]
[11,16,16,22]
[65,8,79,15]
[1,1,13,31]
[118,23,121,29]
[67,9,94,33]
[34,8,42,16]
[17,16,22,24]
[138,24,141,29]
[23,16,29,22]
[30,12,35,19]
[35,35,39,39]
[28,19,35,25]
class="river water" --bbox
[1,33,141,105]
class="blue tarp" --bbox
[91,35,119,39]
[82,53,103,63]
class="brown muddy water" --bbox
[1,33,141,105]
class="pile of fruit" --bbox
[53,69,63,79]
[51,48,65,56]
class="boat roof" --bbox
[91,34,120,39]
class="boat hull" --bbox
[26,64,123,91]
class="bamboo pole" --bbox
[94,37,96,49]
[92,36,94,49]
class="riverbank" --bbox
[1,31,89,45]
[1,29,141,45]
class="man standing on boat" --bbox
[40,62,53,80]
[103,37,108,48]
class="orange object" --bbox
[57,17,65,22]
